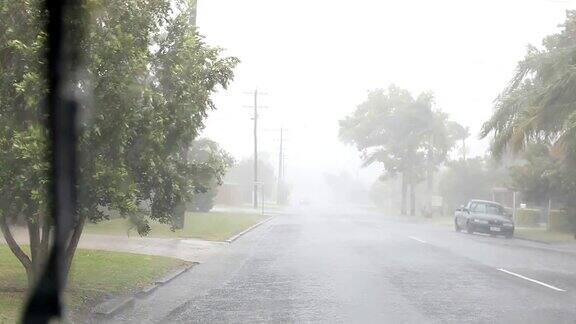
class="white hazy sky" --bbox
[196,0,576,198]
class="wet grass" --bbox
[514,228,576,243]
[85,210,266,241]
[420,217,576,244]
[0,245,187,323]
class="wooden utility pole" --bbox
[277,128,283,204]
[244,89,266,209]
[252,90,259,208]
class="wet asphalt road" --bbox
[114,206,576,323]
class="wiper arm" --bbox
[23,0,81,322]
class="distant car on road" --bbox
[298,199,311,206]
[454,199,514,238]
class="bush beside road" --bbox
[515,209,540,227]
[0,245,187,323]
[549,210,575,233]
[514,228,576,244]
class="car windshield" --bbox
[4,0,576,323]
[471,203,504,215]
[486,204,504,216]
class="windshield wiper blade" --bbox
[23,0,81,322]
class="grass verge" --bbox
[0,245,187,323]
[514,228,576,244]
[85,210,266,241]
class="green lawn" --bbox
[84,211,266,241]
[431,219,576,244]
[0,245,187,323]
[515,228,576,243]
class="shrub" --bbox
[549,210,574,233]
[515,208,540,227]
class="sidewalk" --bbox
[212,204,287,215]
[77,234,227,262]
[1,207,288,263]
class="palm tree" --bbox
[481,10,576,164]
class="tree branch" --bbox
[27,218,40,275]
[0,215,32,271]
[63,214,86,281]
[40,213,51,257]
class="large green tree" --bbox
[0,0,49,285]
[339,85,456,216]
[0,0,238,287]
[480,10,576,217]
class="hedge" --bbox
[515,208,540,227]
[549,210,574,233]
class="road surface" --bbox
[112,206,576,323]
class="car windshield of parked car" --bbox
[486,204,504,216]
[470,203,486,213]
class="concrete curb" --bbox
[154,264,195,285]
[135,283,159,297]
[92,262,199,320]
[92,296,135,319]
[225,216,275,243]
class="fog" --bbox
[7,1,576,321]
[197,0,576,203]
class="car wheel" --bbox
[505,232,513,239]
[454,220,461,232]
[466,221,474,234]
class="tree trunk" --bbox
[426,173,433,217]
[40,214,51,262]
[0,210,85,289]
[426,137,434,217]
[27,218,41,280]
[401,172,408,215]
[410,181,416,216]
[0,215,33,285]
[63,214,86,283]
